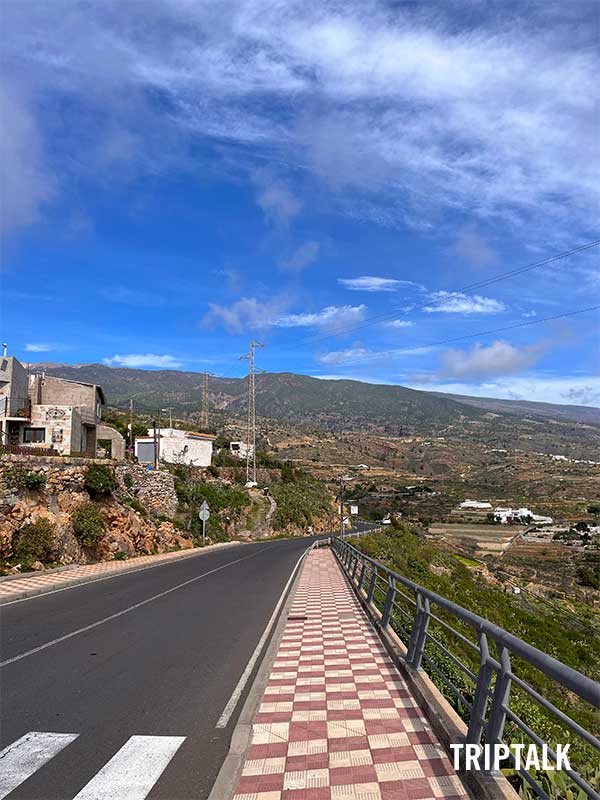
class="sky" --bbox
[1,0,599,406]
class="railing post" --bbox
[407,593,430,669]
[487,646,512,748]
[351,553,360,582]
[381,575,396,628]
[357,560,367,592]
[366,565,377,604]
[466,632,494,746]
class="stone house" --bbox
[0,355,107,456]
[135,428,215,467]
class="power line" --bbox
[305,239,600,345]
[317,304,600,367]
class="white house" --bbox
[229,441,254,460]
[460,500,493,510]
[135,428,215,467]
[494,506,553,525]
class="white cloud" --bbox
[317,344,434,366]
[25,342,52,352]
[2,2,597,239]
[438,340,542,379]
[104,353,183,369]
[276,304,366,331]
[385,319,414,329]
[279,240,320,270]
[253,170,302,227]
[0,82,55,236]
[454,228,497,268]
[338,276,418,292]
[424,291,505,314]
[202,296,287,334]
[408,376,600,407]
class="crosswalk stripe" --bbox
[0,731,79,799]
[72,735,186,800]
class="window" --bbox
[23,427,46,444]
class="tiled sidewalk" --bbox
[0,542,234,602]
[232,548,469,800]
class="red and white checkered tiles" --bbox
[232,549,469,800]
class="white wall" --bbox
[160,436,213,467]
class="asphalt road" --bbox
[0,535,325,800]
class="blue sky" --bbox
[1,0,599,405]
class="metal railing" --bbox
[0,395,31,418]
[332,536,600,800]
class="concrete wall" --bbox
[96,424,125,460]
[160,436,213,467]
[30,375,101,419]
[0,357,29,415]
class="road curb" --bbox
[0,541,242,605]
[207,545,311,800]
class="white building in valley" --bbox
[494,507,553,525]
[460,500,493,510]
[135,428,215,467]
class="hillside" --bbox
[29,364,600,457]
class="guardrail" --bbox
[332,535,600,800]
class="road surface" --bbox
[1,535,328,800]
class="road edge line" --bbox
[207,545,311,800]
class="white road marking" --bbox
[216,547,309,728]
[72,735,185,800]
[0,551,264,668]
[0,731,79,799]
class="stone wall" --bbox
[115,465,178,518]
[0,455,186,570]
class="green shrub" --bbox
[123,473,134,491]
[85,463,117,497]
[23,471,46,490]
[72,502,106,547]
[270,474,332,530]
[12,518,55,563]
[207,465,220,478]
[130,498,148,518]
[113,550,128,561]
[5,465,46,491]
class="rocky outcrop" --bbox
[0,456,187,571]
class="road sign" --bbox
[350,505,359,515]
[198,502,210,544]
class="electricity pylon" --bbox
[240,340,264,484]
[201,372,209,429]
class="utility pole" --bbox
[339,476,345,537]
[153,420,159,469]
[240,340,264,484]
[129,398,134,456]
[201,372,209,429]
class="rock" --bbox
[30,560,44,571]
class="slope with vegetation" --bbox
[350,525,599,796]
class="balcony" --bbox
[0,396,31,420]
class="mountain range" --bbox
[28,364,600,456]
